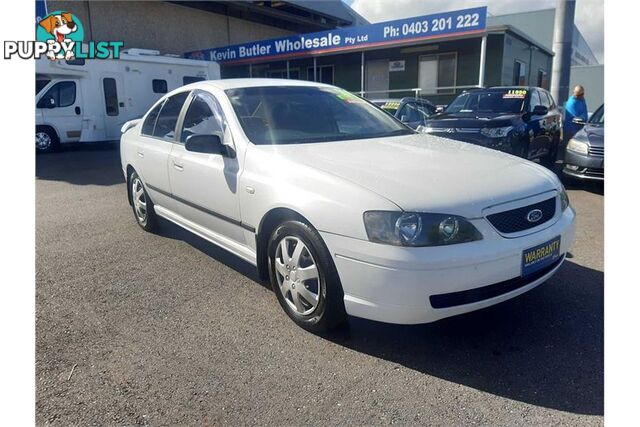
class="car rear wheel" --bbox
[268,220,347,333]
[130,171,158,232]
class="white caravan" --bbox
[35,48,220,152]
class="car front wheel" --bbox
[35,127,58,153]
[268,220,347,333]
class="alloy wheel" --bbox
[132,177,148,223]
[274,236,322,316]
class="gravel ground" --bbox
[36,144,603,425]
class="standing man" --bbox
[564,85,589,140]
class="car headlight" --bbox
[480,126,513,138]
[566,138,588,155]
[559,185,570,211]
[363,211,483,247]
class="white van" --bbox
[35,48,220,152]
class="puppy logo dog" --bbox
[38,12,78,60]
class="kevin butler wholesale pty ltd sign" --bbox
[186,7,487,65]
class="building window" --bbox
[513,60,527,86]
[537,69,549,89]
[307,65,334,84]
[102,78,119,116]
[152,79,168,94]
[418,53,457,95]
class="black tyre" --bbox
[35,126,59,153]
[129,171,158,232]
[268,220,347,333]
[541,136,560,168]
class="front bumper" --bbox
[563,149,604,180]
[321,205,576,325]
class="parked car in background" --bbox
[371,97,437,129]
[421,87,562,164]
[371,99,401,116]
[121,79,575,333]
[563,103,604,181]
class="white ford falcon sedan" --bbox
[120,79,576,332]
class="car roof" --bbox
[483,86,543,91]
[183,78,334,91]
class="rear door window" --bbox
[153,92,190,140]
[141,101,164,136]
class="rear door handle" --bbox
[137,151,144,158]
[173,161,184,171]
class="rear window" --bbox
[445,89,527,114]
[152,92,190,139]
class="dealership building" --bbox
[46,1,602,105]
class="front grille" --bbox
[487,197,556,234]
[588,146,604,157]
[429,255,564,309]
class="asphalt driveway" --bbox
[36,144,603,425]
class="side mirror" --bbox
[185,134,225,155]
[572,117,586,125]
[435,106,445,114]
[532,105,548,116]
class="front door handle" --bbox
[172,161,184,171]
[137,151,144,158]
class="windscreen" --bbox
[225,86,413,145]
[36,79,50,95]
[589,105,604,124]
[445,89,527,114]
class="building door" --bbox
[365,60,389,98]
[419,53,457,95]
[418,56,438,95]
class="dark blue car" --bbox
[422,87,563,165]
[372,97,437,129]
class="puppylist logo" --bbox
[4,10,123,60]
